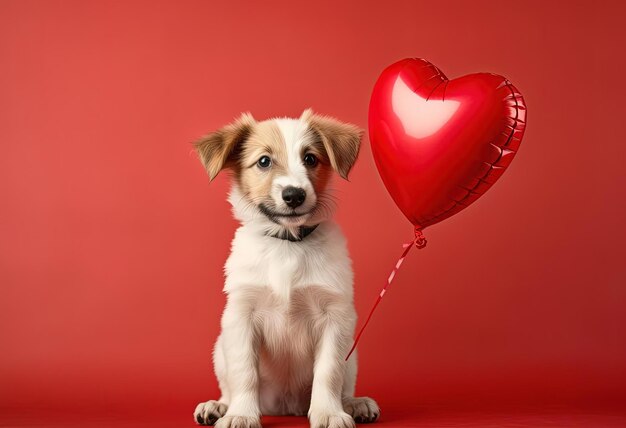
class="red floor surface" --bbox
[3,405,626,428]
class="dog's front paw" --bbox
[309,411,355,428]
[215,415,261,428]
[342,397,380,423]
[194,400,228,425]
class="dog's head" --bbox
[194,109,361,229]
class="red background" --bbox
[1,1,625,426]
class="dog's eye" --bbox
[257,156,272,169]
[303,153,318,167]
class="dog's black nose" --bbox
[282,186,306,208]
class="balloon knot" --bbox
[414,228,427,249]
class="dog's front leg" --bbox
[308,307,355,428]
[216,297,261,428]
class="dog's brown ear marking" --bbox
[194,112,255,181]
[303,109,362,180]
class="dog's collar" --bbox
[268,224,319,242]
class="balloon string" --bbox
[345,228,427,361]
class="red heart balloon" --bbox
[369,58,527,231]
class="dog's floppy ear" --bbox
[194,112,255,181]
[302,109,362,180]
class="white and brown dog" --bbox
[193,109,379,428]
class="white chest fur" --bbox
[224,221,354,301]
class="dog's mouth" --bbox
[258,203,312,224]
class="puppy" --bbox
[193,109,379,428]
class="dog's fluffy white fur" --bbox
[193,110,379,428]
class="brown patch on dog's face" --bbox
[302,109,363,180]
[236,121,287,206]
[301,128,333,199]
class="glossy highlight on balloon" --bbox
[369,58,527,230]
